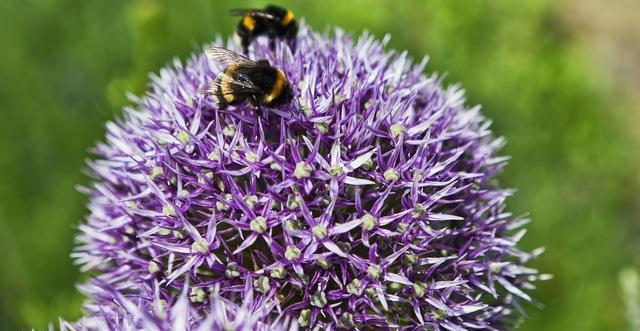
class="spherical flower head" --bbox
[73,22,545,330]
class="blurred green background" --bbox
[1,0,639,329]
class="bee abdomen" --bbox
[262,69,287,104]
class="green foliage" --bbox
[0,0,636,329]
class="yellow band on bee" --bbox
[243,15,256,31]
[264,69,286,103]
[221,79,235,102]
[282,10,294,26]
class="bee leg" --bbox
[269,37,276,51]
[267,29,277,51]
[249,96,268,119]
[248,95,260,108]
[216,98,228,110]
[241,36,251,55]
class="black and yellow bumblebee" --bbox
[204,47,294,110]
[230,5,298,54]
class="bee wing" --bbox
[206,47,254,67]
[229,8,276,20]
[196,73,260,96]
[214,72,264,96]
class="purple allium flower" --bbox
[72,22,545,330]
[59,279,294,330]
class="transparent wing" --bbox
[221,72,261,92]
[229,8,276,20]
[212,72,264,96]
[206,47,254,67]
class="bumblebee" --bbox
[204,47,294,110]
[230,5,298,54]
